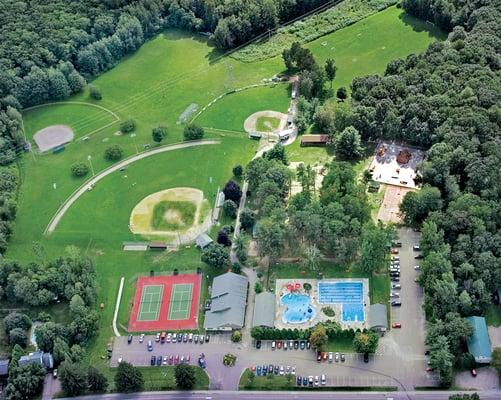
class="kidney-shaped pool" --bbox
[281,293,317,324]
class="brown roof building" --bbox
[300,134,330,146]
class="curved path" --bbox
[44,140,220,235]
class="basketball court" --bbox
[129,273,201,331]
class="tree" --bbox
[359,222,391,275]
[222,199,237,218]
[400,186,443,225]
[104,145,123,161]
[9,328,28,347]
[325,58,337,88]
[302,245,321,273]
[492,348,501,375]
[232,165,243,179]
[309,325,328,350]
[254,282,263,294]
[114,361,144,393]
[183,124,204,140]
[223,180,242,203]
[231,330,242,342]
[175,363,196,390]
[240,209,255,230]
[59,361,88,397]
[152,126,167,143]
[87,366,108,393]
[35,322,59,353]
[256,218,284,261]
[264,144,288,165]
[429,335,453,387]
[120,119,136,134]
[335,126,363,159]
[201,243,230,268]
[217,229,232,247]
[71,162,89,178]
[353,331,379,354]
[5,363,46,399]
[3,312,31,334]
[336,87,348,101]
[89,85,102,100]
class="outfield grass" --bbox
[7,6,442,377]
[151,200,196,231]
[195,84,290,132]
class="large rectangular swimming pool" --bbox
[318,281,365,322]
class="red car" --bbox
[471,369,477,377]
[316,352,322,362]
[277,341,283,349]
[251,366,256,372]
[174,355,179,365]
[391,249,399,254]
[186,355,191,363]
[426,367,433,372]
[392,323,402,328]
[168,355,173,365]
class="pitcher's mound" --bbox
[33,125,74,152]
[129,187,212,244]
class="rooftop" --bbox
[253,291,275,328]
[465,316,492,363]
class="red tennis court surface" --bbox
[128,273,201,332]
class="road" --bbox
[44,139,220,234]
[58,389,499,400]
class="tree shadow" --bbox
[398,11,447,40]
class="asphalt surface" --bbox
[59,389,500,400]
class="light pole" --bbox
[87,155,95,176]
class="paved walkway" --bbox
[44,140,220,234]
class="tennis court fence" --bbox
[128,269,202,284]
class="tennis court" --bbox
[137,285,163,321]
[168,284,193,320]
[128,274,201,332]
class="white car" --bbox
[166,333,172,343]
[391,256,400,261]
[392,284,401,289]
[328,352,333,363]
[271,341,276,350]
[279,366,284,375]
[390,292,400,298]
[139,334,145,343]
[414,265,421,270]
[413,245,420,251]
[335,352,340,362]
[314,376,320,386]
[286,366,290,375]
[291,366,296,375]
[321,374,326,385]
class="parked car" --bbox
[256,366,262,376]
[328,352,333,363]
[174,355,179,365]
[156,356,162,366]
[392,323,402,328]
[321,374,326,385]
[183,333,188,342]
[256,340,261,349]
[392,283,401,289]
[186,355,191,363]
[199,334,205,343]
[286,366,290,375]
[392,241,402,247]
[322,352,328,361]
[151,356,156,365]
[303,376,308,386]
[294,340,299,349]
[172,333,177,343]
[127,334,133,344]
[139,334,144,343]
[194,335,198,343]
[390,292,400,298]
[271,341,276,350]
[291,366,296,375]
[414,265,421,270]
[180,356,185,364]
[335,352,340,362]
[471,369,477,377]
[426,367,433,372]
[391,256,400,261]
[279,365,284,375]
[163,356,168,365]
[413,245,420,251]
[391,249,399,254]
[341,353,345,362]
[274,365,279,375]
[415,254,424,259]
[147,340,153,352]
[160,332,166,343]
[289,340,294,349]
[314,376,320,386]
[53,369,58,379]
[391,277,400,282]
[155,333,160,342]
[276,340,282,349]
[166,333,171,343]
[308,376,314,386]
[269,364,273,374]
[391,301,402,306]
[300,340,306,350]
[306,341,311,350]
[297,376,302,385]
[205,334,210,343]
[317,351,322,362]
[188,333,193,342]
[168,355,173,365]
[283,341,288,350]
[363,353,369,363]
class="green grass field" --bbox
[151,200,196,231]
[256,116,281,132]
[6,5,442,376]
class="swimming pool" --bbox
[318,281,365,322]
[281,293,316,324]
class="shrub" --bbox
[231,330,242,343]
[152,126,167,143]
[183,124,204,140]
[321,306,335,317]
[120,119,136,134]
[240,209,255,230]
[104,145,123,161]
[303,282,312,291]
[217,230,232,247]
[222,200,238,218]
[71,162,89,177]
[254,282,263,294]
[89,85,102,100]
[232,165,243,179]
[223,180,242,203]
[223,353,237,366]
[231,263,241,274]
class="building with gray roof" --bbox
[0,359,9,377]
[466,316,492,363]
[196,233,213,249]
[204,272,248,331]
[253,292,275,328]
[18,351,53,370]
[369,303,388,333]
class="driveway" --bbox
[456,368,499,390]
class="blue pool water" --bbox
[318,281,365,322]
[281,293,316,324]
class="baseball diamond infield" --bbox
[33,125,74,152]
[244,110,288,134]
[129,187,212,241]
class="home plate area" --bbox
[129,273,201,331]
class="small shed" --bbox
[216,191,226,208]
[248,132,262,140]
[300,135,329,147]
[122,242,148,251]
[196,233,213,249]
[252,292,275,328]
[466,316,492,363]
[148,242,167,251]
[369,304,388,333]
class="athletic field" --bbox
[129,274,201,331]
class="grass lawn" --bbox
[485,304,501,327]
[195,84,290,132]
[256,116,281,132]
[7,5,441,380]
[239,369,294,390]
[324,336,356,352]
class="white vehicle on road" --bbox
[414,265,421,270]
[390,292,400,298]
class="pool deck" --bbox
[274,278,370,330]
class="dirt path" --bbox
[45,140,220,235]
